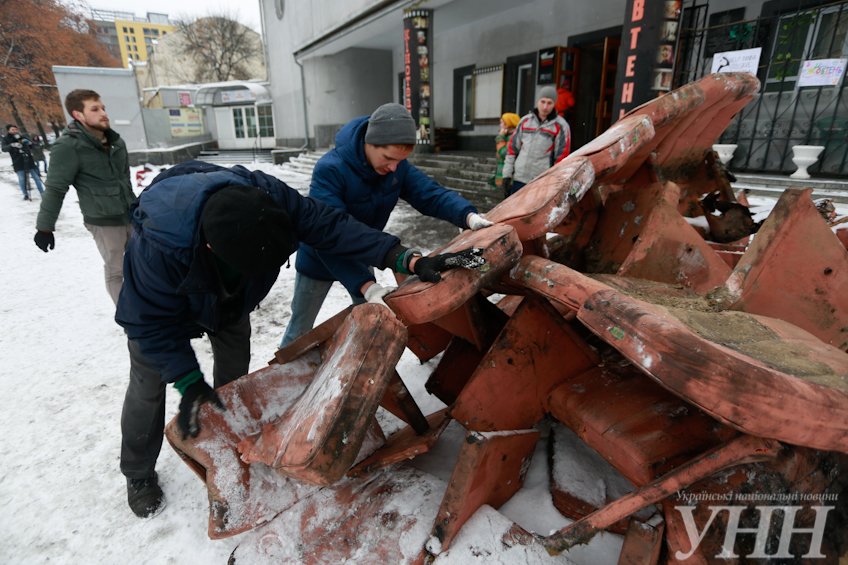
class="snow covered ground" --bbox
[0,153,624,564]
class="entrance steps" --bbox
[407,151,502,212]
[279,150,327,176]
[198,149,274,165]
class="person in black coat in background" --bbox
[1,124,45,199]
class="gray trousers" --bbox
[84,223,132,306]
[120,316,252,479]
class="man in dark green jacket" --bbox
[34,89,136,305]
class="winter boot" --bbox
[126,472,164,518]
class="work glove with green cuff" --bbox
[383,244,486,283]
[174,370,225,440]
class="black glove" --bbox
[502,177,513,198]
[177,378,225,440]
[34,230,55,252]
[412,247,486,283]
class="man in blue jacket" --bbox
[280,103,492,347]
[115,160,482,518]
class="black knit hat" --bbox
[201,185,296,274]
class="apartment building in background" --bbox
[90,8,175,67]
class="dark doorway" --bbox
[503,52,537,116]
[569,26,622,150]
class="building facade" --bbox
[90,9,175,67]
[259,0,847,176]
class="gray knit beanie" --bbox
[365,103,416,145]
[538,86,557,102]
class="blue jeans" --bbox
[16,169,45,198]
[280,271,365,348]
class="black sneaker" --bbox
[126,473,164,518]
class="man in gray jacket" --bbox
[502,86,571,197]
[33,90,136,305]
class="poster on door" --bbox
[403,9,432,144]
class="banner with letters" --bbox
[612,0,671,119]
[403,9,433,144]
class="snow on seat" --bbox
[237,304,407,484]
[230,466,447,564]
[165,303,407,538]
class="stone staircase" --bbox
[281,150,326,176]
[407,151,502,212]
[198,149,274,165]
[276,150,501,211]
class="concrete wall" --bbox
[52,66,148,151]
[305,48,394,143]
[260,0,401,146]
[261,0,310,145]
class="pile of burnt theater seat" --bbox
[165,73,848,564]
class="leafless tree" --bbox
[176,15,262,83]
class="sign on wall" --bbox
[403,9,433,145]
[168,108,203,137]
[710,47,762,75]
[612,0,671,119]
[220,90,255,104]
[797,59,847,87]
[178,91,192,107]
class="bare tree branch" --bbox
[176,14,262,83]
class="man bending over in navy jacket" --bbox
[115,160,482,518]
